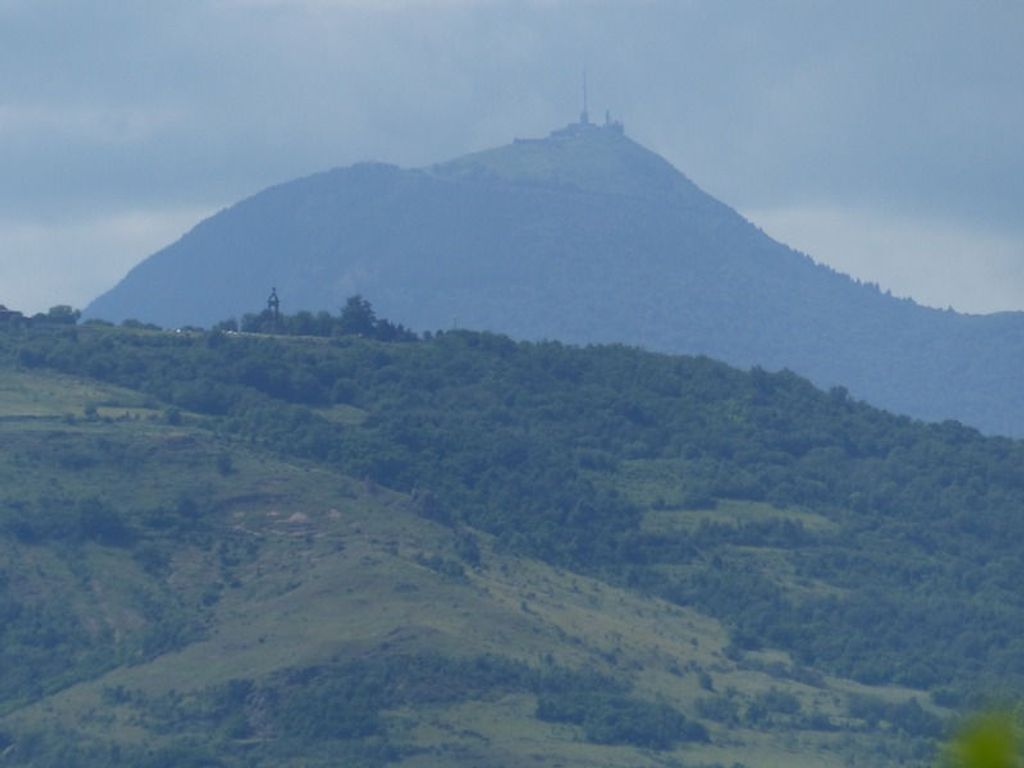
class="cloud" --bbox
[0,104,185,143]
[0,208,214,315]
[211,0,571,8]
[745,205,1024,315]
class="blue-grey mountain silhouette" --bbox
[85,118,1024,436]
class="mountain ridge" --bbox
[84,121,1024,435]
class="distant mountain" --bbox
[84,119,1024,435]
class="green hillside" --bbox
[0,315,1021,765]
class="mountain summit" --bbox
[85,120,1024,435]
[434,118,696,200]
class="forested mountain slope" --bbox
[84,122,1024,435]
[2,317,1023,765]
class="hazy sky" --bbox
[3,0,1023,315]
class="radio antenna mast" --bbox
[580,69,590,125]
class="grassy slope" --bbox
[0,358,944,767]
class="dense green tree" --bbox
[339,295,376,337]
